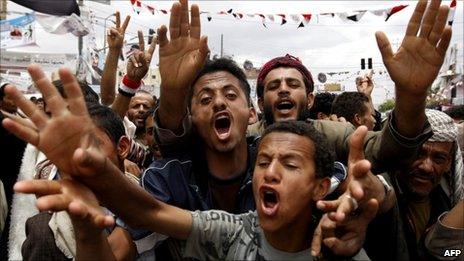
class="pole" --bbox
[220,34,223,58]
[78,0,84,56]
[103,13,115,55]
[0,0,7,20]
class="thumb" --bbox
[72,147,108,178]
[375,31,393,62]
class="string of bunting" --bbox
[129,0,457,28]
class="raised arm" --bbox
[111,30,157,118]
[157,0,209,133]
[377,0,451,137]
[100,12,130,105]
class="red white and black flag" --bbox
[448,0,457,25]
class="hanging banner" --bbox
[0,13,36,49]
[36,13,89,37]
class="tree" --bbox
[378,99,395,113]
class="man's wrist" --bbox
[119,75,142,97]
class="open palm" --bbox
[158,0,208,91]
[376,0,451,96]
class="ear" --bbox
[353,113,362,126]
[248,106,258,125]
[306,92,315,109]
[312,177,331,201]
[117,136,131,159]
[258,97,264,113]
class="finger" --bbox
[198,35,210,62]
[73,147,122,179]
[418,0,441,39]
[115,11,120,29]
[130,54,139,68]
[311,224,322,257]
[179,0,190,37]
[348,126,368,163]
[317,199,341,213]
[190,4,201,39]
[36,194,71,212]
[108,28,119,38]
[28,64,67,116]
[360,199,379,222]
[169,2,181,40]
[405,0,428,36]
[138,30,145,52]
[323,236,361,256]
[137,51,147,68]
[437,26,452,56]
[157,26,169,48]
[147,36,157,59]
[14,180,62,195]
[3,85,47,129]
[428,6,449,46]
[338,117,346,123]
[58,68,88,116]
[2,118,39,146]
[121,15,131,33]
[69,200,115,229]
[375,31,394,63]
[329,114,338,122]
[1,109,37,130]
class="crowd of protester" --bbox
[0,0,463,260]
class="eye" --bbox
[225,93,237,100]
[257,159,270,168]
[266,82,279,91]
[200,97,212,105]
[283,161,299,170]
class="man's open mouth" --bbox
[214,113,231,140]
[275,100,295,113]
[260,186,279,216]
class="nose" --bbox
[212,95,227,112]
[263,160,281,184]
[417,157,434,173]
[277,82,290,97]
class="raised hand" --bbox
[376,0,451,98]
[126,30,157,82]
[356,70,374,97]
[1,65,98,177]
[158,0,209,91]
[107,11,130,51]
[14,179,114,233]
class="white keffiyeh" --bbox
[425,109,464,205]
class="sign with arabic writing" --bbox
[0,13,36,49]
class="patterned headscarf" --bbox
[425,109,464,205]
[256,54,314,99]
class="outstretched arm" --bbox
[157,0,209,133]
[377,0,451,137]
[100,12,130,106]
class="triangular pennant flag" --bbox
[346,11,366,22]
[302,14,311,24]
[447,0,456,25]
[218,11,227,15]
[267,14,275,22]
[227,9,233,14]
[160,9,167,14]
[207,13,212,21]
[385,4,408,21]
[247,14,255,18]
[290,14,300,23]
[298,21,305,28]
[237,13,243,19]
[281,18,287,25]
[147,5,155,15]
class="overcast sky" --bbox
[5,0,464,105]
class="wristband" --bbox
[119,75,142,96]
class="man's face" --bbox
[253,132,327,233]
[145,115,162,158]
[260,67,312,124]
[358,102,376,131]
[127,93,155,128]
[399,141,453,198]
[190,71,255,153]
[36,100,45,111]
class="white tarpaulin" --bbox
[36,13,89,37]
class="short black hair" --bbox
[260,120,334,178]
[52,80,99,105]
[331,92,369,123]
[87,103,125,146]
[309,92,337,119]
[188,58,251,107]
[444,105,464,121]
